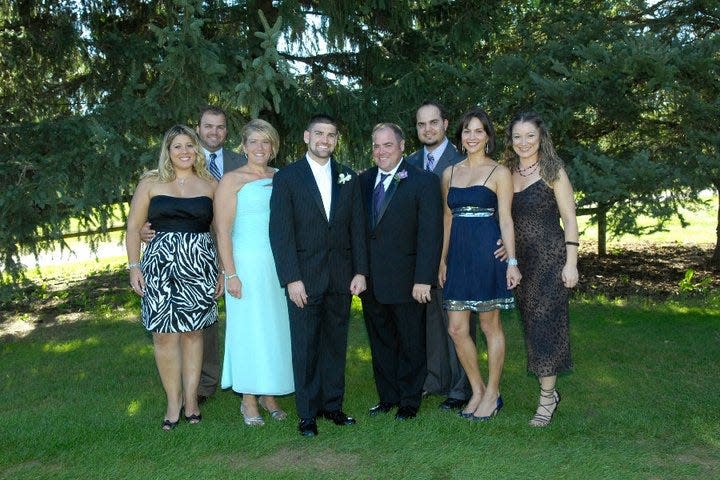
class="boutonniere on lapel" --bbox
[337,173,352,184]
[393,169,408,184]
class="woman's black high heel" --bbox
[529,387,560,427]
[161,418,180,431]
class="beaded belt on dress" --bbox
[451,206,495,218]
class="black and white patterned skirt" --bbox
[140,231,218,333]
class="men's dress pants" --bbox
[198,321,220,397]
[362,294,427,409]
[423,287,476,400]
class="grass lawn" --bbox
[1,256,719,479]
[578,193,718,247]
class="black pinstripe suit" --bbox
[269,156,368,419]
[359,160,443,409]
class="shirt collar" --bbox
[425,137,449,161]
[306,154,332,174]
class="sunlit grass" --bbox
[578,193,717,245]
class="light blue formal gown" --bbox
[221,178,294,395]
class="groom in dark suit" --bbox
[359,123,443,420]
[269,114,368,437]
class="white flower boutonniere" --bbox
[393,169,408,184]
[337,173,352,184]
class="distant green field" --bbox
[578,193,717,246]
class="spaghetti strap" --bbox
[482,165,499,186]
[448,164,456,188]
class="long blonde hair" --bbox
[142,125,214,182]
[502,112,563,184]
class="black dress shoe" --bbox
[368,402,398,416]
[395,406,418,420]
[298,418,318,437]
[439,397,466,410]
[320,410,356,426]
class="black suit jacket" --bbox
[360,160,443,304]
[269,157,368,297]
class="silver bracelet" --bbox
[507,258,518,266]
[224,273,239,281]
[127,262,141,270]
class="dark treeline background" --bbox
[1,0,718,279]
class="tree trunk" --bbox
[711,182,720,269]
[597,206,608,256]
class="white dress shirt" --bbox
[375,160,404,190]
[307,154,333,219]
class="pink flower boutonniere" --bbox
[393,170,408,184]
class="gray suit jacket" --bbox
[222,148,247,174]
[405,139,464,178]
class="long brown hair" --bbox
[503,112,563,184]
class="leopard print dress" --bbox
[512,180,572,377]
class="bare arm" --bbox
[126,179,153,296]
[213,174,240,298]
[495,166,521,289]
[438,167,453,288]
[553,168,579,288]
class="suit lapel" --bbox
[434,142,460,174]
[329,160,340,223]
[299,158,328,221]
[375,159,407,227]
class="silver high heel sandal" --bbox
[241,403,265,426]
[258,397,287,421]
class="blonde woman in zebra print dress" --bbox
[126,125,224,431]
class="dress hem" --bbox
[444,298,515,312]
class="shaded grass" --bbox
[1,272,719,479]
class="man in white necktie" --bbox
[141,105,246,404]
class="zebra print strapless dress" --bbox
[140,195,218,333]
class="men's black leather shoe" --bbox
[395,406,418,420]
[298,418,318,437]
[368,402,398,416]
[320,410,356,426]
[439,397,466,410]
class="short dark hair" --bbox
[417,100,450,121]
[455,107,497,156]
[198,105,226,125]
[372,122,405,143]
[306,114,339,131]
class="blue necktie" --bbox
[373,173,390,217]
[426,153,435,172]
[208,152,221,180]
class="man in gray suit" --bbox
[142,105,246,404]
[405,101,473,411]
